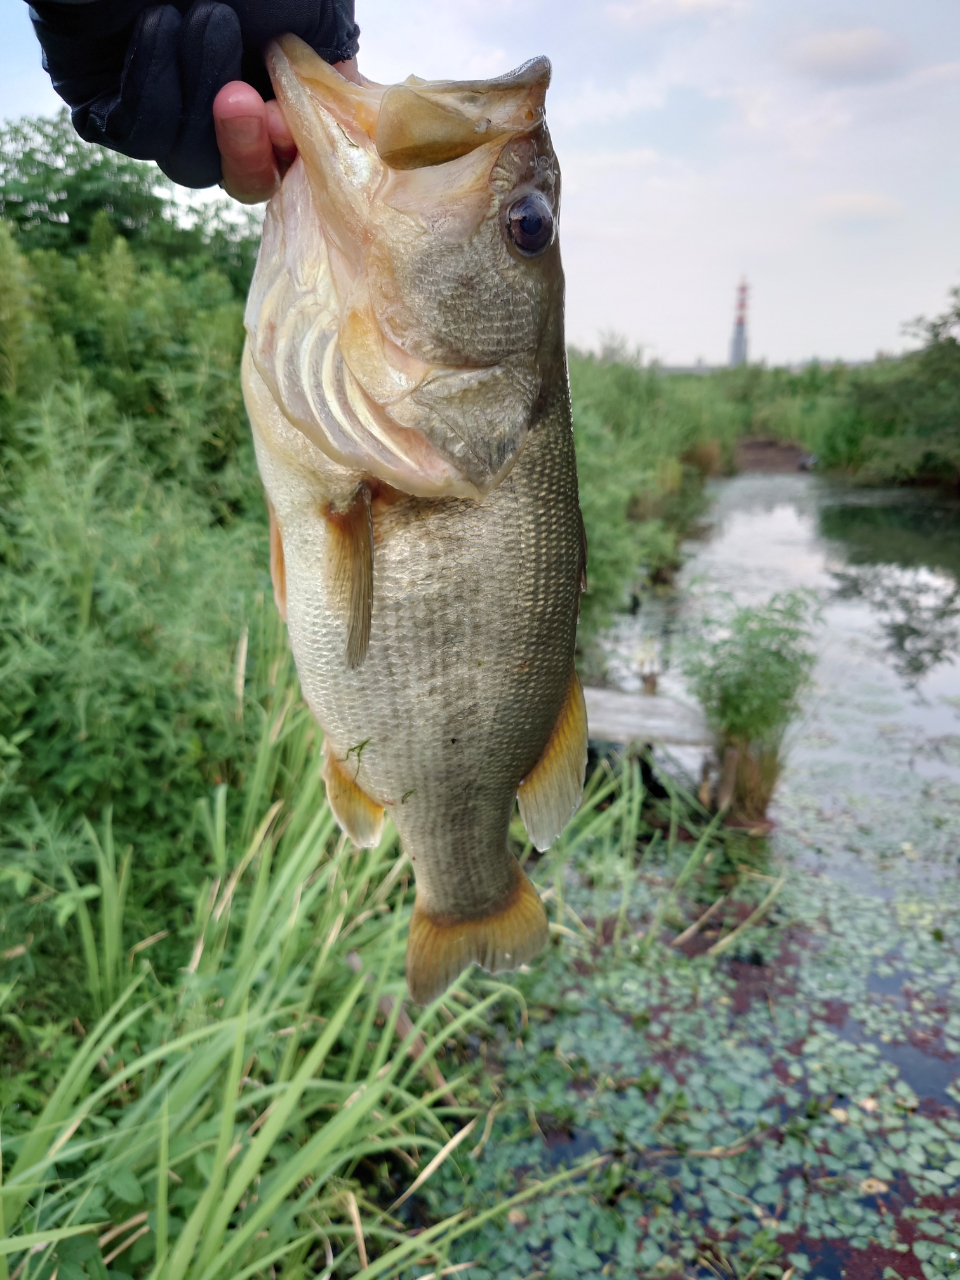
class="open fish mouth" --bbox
[244,36,561,499]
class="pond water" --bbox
[436,475,960,1280]
[603,473,960,896]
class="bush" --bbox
[568,351,742,653]
[684,593,815,823]
[0,110,261,291]
[0,123,269,948]
[791,289,960,485]
[0,645,499,1279]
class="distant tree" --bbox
[0,110,262,294]
[0,110,167,251]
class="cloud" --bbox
[790,28,907,85]
[605,0,742,29]
[816,191,904,225]
[565,148,661,173]
[561,147,663,193]
[551,76,667,127]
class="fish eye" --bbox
[505,191,554,256]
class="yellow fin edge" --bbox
[517,667,587,852]
[406,862,548,1004]
[322,747,385,848]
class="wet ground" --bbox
[423,475,960,1280]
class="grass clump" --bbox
[0,637,503,1280]
[684,593,815,824]
[568,351,742,656]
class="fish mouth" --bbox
[249,38,554,499]
[267,37,550,172]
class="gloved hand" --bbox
[29,0,360,189]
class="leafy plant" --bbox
[684,593,816,823]
[0,641,505,1279]
[568,350,742,655]
[0,111,261,292]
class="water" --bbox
[605,472,960,1131]
[447,475,960,1280]
[604,473,960,882]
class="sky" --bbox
[3,0,959,365]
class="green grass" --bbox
[4,108,960,1276]
[568,352,743,654]
[683,594,816,824]
[0,639,709,1279]
[1,633,506,1278]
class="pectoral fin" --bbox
[517,668,588,851]
[406,862,548,1004]
[325,485,373,668]
[322,747,385,848]
[267,501,287,622]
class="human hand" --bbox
[213,56,359,203]
[29,0,360,192]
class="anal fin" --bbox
[267,500,287,622]
[406,862,548,1004]
[322,747,385,848]
[517,668,588,851]
[325,485,373,669]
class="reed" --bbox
[0,639,506,1279]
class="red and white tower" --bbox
[729,278,748,367]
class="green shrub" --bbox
[684,593,815,823]
[0,644,504,1279]
[0,111,260,292]
[787,290,960,484]
[568,352,742,653]
[0,124,266,884]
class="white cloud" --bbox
[790,28,907,86]
[816,191,904,225]
[551,75,667,127]
[565,147,661,172]
[561,147,663,194]
[606,0,743,29]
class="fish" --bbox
[241,35,587,1003]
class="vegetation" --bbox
[4,108,960,1278]
[814,291,960,485]
[568,351,743,652]
[679,291,960,490]
[0,111,744,1276]
[1,647,487,1278]
[684,594,816,825]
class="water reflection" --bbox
[830,563,960,683]
[601,472,960,879]
[819,495,960,580]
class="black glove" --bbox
[28,0,360,189]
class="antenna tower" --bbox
[729,278,748,367]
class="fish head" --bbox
[251,37,564,498]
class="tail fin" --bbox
[405,862,548,1004]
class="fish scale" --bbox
[243,36,587,1002]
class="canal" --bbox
[431,473,960,1280]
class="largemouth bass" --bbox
[242,36,587,1003]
